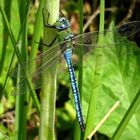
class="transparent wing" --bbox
[12,21,140,92]
[72,41,140,68]
[71,21,140,67]
[12,41,67,89]
[73,21,140,45]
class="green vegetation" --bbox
[0,0,140,140]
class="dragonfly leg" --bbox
[42,8,55,29]
[47,35,57,47]
[59,9,65,17]
[35,35,57,47]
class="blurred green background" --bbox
[0,0,140,140]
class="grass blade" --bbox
[84,0,105,139]
[111,89,140,140]
[73,0,84,139]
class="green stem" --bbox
[29,0,45,71]
[0,1,12,75]
[0,1,13,99]
[27,0,45,118]
[39,0,59,140]
[15,0,30,139]
[84,0,105,139]
[74,0,84,139]
[0,5,40,114]
[111,89,140,140]
[99,0,105,32]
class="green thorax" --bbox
[57,28,73,42]
[54,17,74,49]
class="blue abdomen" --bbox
[64,48,85,131]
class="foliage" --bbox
[0,0,140,140]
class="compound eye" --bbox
[59,17,65,22]
[60,24,66,28]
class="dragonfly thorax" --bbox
[56,17,74,53]
[64,34,74,41]
[55,17,70,30]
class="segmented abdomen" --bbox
[64,48,85,131]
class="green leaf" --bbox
[0,124,11,140]
[82,32,140,139]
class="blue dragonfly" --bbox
[13,10,140,131]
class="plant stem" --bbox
[15,0,30,140]
[29,0,45,72]
[111,89,140,140]
[0,5,40,114]
[73,0,84,139]
[84,0,105,139]
[39,0,59,140]
[0,1,12,76]
[27,0,45,119]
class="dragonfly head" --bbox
[55,17,70,30]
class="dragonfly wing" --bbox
[12,21,140,94]
[73,21,140,46]
[71,21,140,68]
[71,22,140,69]
[12,41,67,91]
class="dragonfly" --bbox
[12,9,140,131]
